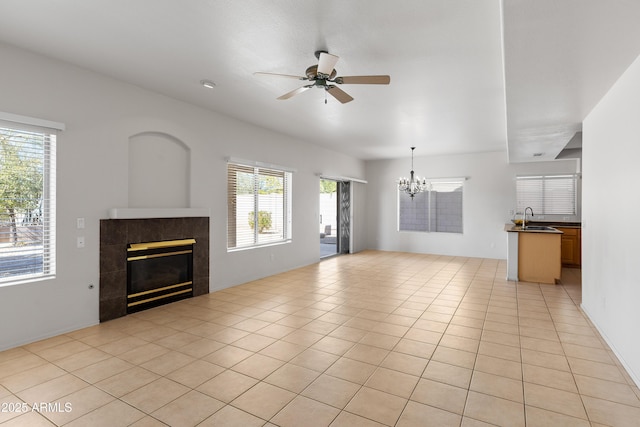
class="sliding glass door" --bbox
[319,179,338,258]
[319,179,351,258]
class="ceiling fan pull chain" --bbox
[325,89,328,104]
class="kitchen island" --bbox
[505,224,563,284]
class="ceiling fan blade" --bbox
[317,52,339,77]
[254,72,307,80]
[336,75,391,85]
[277,85,312,100]
[326,86,354,104]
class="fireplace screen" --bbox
[127,238,195,313]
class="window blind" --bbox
[0,122,57,284]
[398,179,464,233]
[516,175,577,215]
[227,161,292,250]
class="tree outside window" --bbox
[0,123,55,284]
[0,131,44,246]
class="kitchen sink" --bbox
[523,226,556,231]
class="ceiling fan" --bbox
[254,50,390,104]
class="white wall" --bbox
[582,53,640,385]
[365,150,578,260]
[0,42,365,350]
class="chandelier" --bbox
[398,147,427,199]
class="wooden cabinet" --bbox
[518,232,562,284]
[557,227,581,267]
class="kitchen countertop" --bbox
[504,224,563,234]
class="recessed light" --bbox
[200,79,216,89]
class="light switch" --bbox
[77,236,85,248]
[77,217,85,229]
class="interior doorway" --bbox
[319,179,350,258]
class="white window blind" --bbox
[516,175,577,215]
[398,179,464,233]
[0,121,57,284]
[227,161,292,250]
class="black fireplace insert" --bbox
[127,238,195,313]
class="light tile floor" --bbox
[1,251,639,426]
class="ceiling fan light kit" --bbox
[255,50,390,104]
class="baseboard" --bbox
[0,321,99,352]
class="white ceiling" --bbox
[1,0,639,162]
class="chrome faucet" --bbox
[523,207,534,229]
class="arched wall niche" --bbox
[128,132,190,208]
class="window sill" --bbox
[227,239,292,253]
[0,274,56,288]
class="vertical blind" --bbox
[227,162,292,250]
[516,174,577,215]
[0,122,56,284]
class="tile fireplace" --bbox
[99,217,209,322]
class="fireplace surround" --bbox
[99,217,209,322]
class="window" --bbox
[516,174,577,215]
[398,180,464,233]
[1,116,58,285]
[227,160,292,250]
